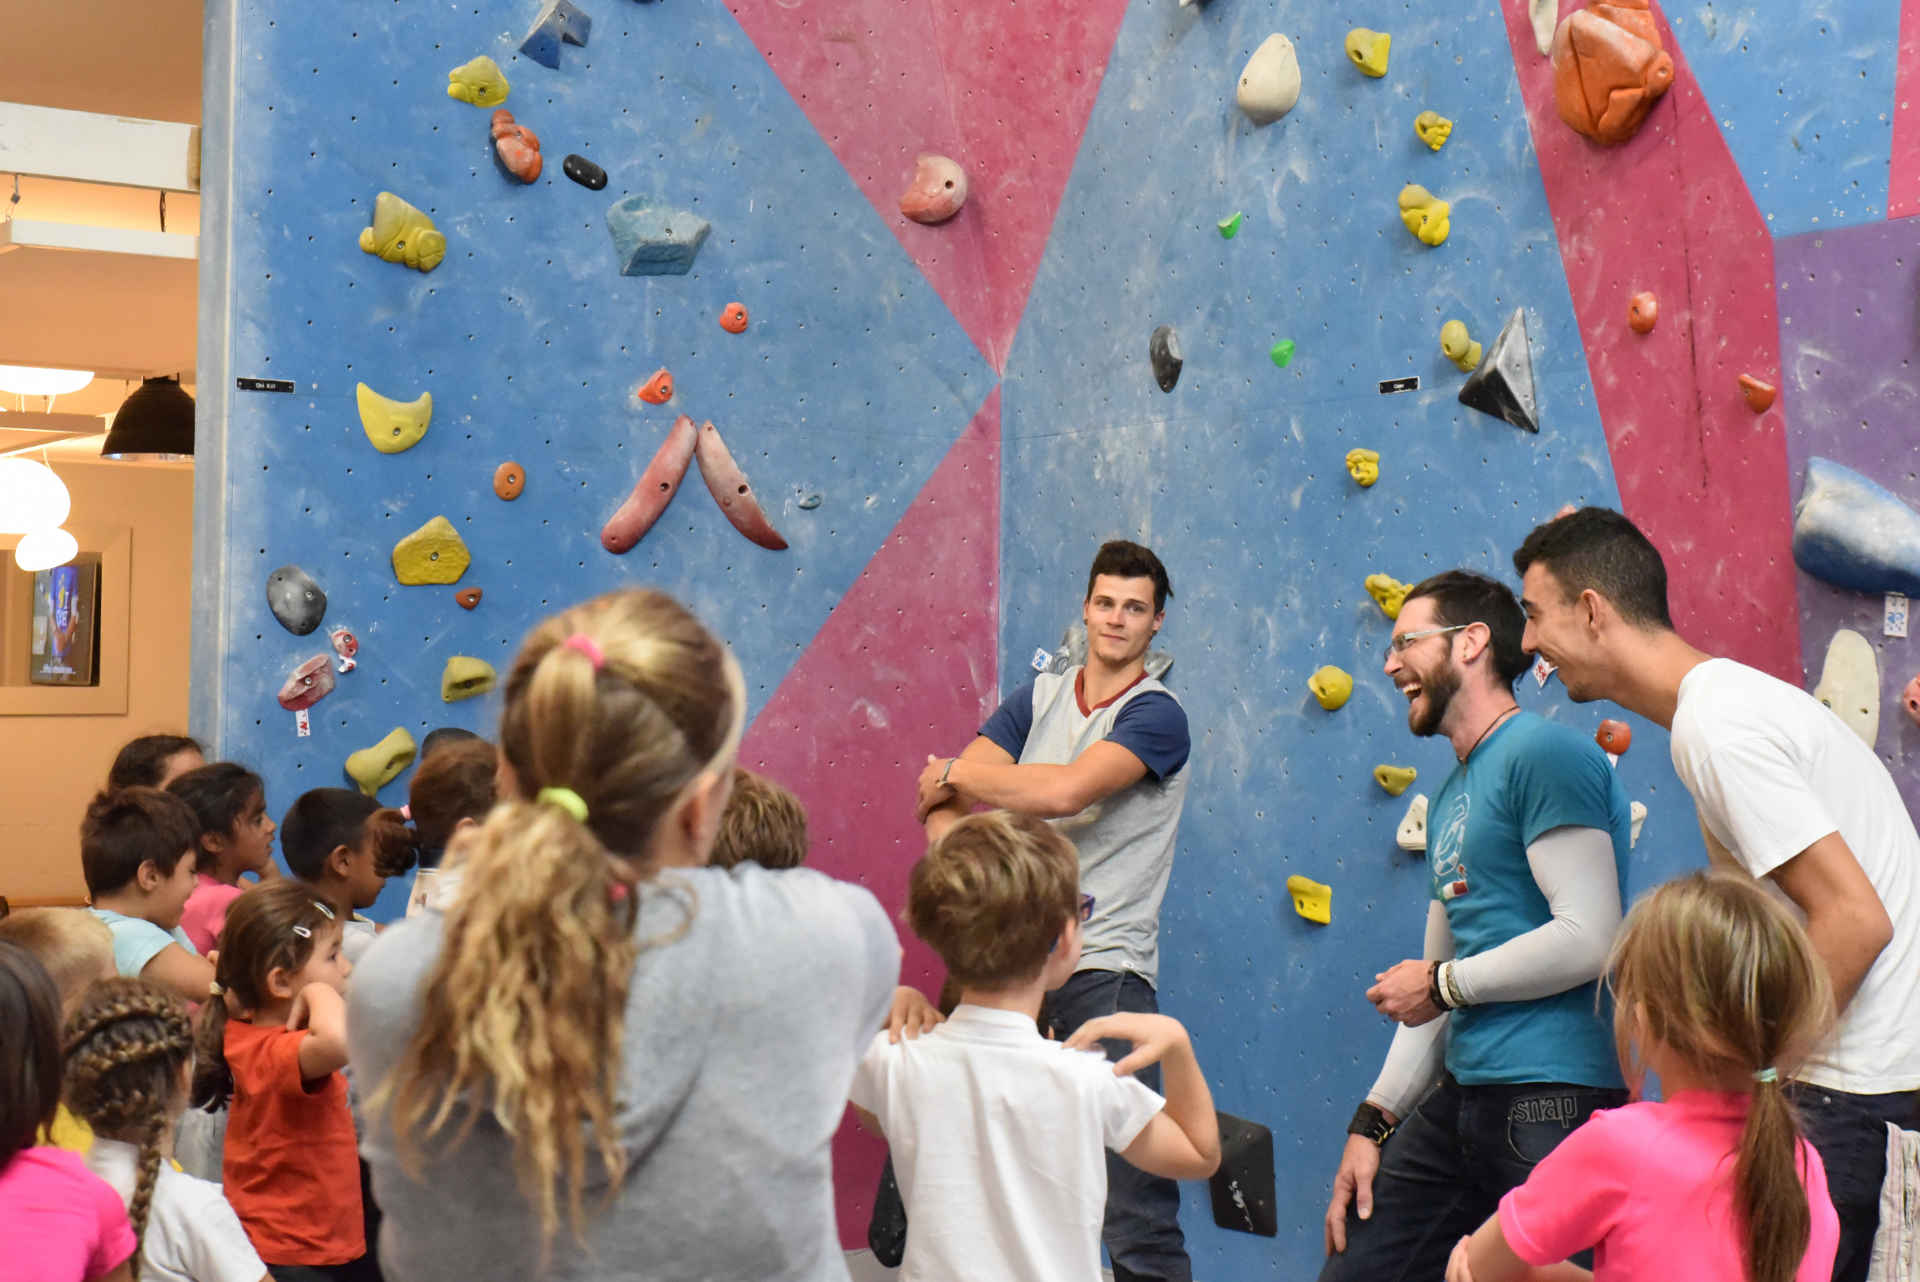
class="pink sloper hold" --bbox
[601,415,697,554]
[739,386,1000,1247]
[899,154,969,224]
[1497,0,1800,681]
[1891,0,1920,218]
[693,420,788,551]
[277,654,337,712]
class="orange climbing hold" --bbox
[490,109,542,183]
[636,368,674,405]
[456,588,482,610]
[493,460,525,500]
[719,302,749,334]
[1739,374,1777,413]
[1627,291,1658,334]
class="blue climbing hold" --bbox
[1792,456,1920,596]
[520,0,591,70]
[606,197,711,276]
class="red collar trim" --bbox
[1075,667,1149,716]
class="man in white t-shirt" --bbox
[852,810,1219,1282]
[1512,506,1920,1282]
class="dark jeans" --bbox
[1039,969,1191,1282]
[1317,1075,1627,1282]
[267,1266,359,1282]
[1787,1083,1920,1282]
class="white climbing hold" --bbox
[1629,801,1647,850]
[1396,794,1429,853]
[1812,628,1881,747]
[1530,0,1557,56]
[1236,34,1302,126]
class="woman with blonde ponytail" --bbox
[66,978,269,1282]
[1444,870,1841,1282]
[349,589,902,1281]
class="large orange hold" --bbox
[490,109,542,183]
[1550,5,1674,146]
[1596,718,1632,755]
[636,368,674,404]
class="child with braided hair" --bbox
[66,978,268,1282]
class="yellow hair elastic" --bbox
[537,786,589,823]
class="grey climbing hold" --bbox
[1792,456,1920,596]
[797,492,823,510]
[1457,307,1539,433]
[606,197,711,276]
[563,154,607,190]
[266,565,327,636]
[1149,325,1183,392]
[520,0,591,70]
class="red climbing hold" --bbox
[490,109,542,183]
[719,302,749,334]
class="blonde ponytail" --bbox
[376,589,738,1245]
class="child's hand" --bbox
[286,981,345,1032]
[885,986,945,1044]
[1445,1235,1475,1282]
[1064,1012,1189,1076]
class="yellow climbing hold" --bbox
[358,192,447,273]
[446,55,510,107]
[1414,110,1453,151]
[1346,448,1381,487]
[1440,320,1483,372]
[1286,874,1333,925]
[392,515,471,585]
[1374,764,1418,796]
[356,383,432,454]
[1345,28,1391,77]
[1366,573,1412,619]
[441,656,497,703]
[1308,665,1354,711]
[1398,184,1451,247]
[345,727,416,796]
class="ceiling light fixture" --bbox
[0,365,94,398]
[100,376,194,459]
[0,457,72,533]
[14,525,78,572]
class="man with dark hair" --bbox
[914,538,1193,1282]
[1514,507,1920,1282]
[1318,570,1632,1282]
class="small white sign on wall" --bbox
[1885,593,1909,639]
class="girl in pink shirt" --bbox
[1446,870,1840,1282]
[169,763,278,954]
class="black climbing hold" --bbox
[1207,1111,1277,1238]
[1457,307,1539,433]
[1149,324,1183,393]
[563,154,607,190]
[266,565,327,636]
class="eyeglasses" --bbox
[1079,893,1095,923]
[1383,624,1470,663]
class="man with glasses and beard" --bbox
[1317,570,1633,1282]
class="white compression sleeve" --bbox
[1444,825,1622,1007]
[1365,901,1454,1119]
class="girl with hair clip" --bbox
[191,883,362,1282]
[0,940,137,1282]
[348,588,903,1282]
[67,978,269,1282]
[1446,870,1841,1282]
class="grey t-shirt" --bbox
[347,862,902,1282]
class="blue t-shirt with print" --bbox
[1428,712,1629,1089]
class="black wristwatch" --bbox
[1348,1102,1396,1146]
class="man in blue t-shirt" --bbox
[916,539,1194,1282]
[1318,570,1632,1282]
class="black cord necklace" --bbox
[1459,704,1520,762]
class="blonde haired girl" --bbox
[349,588,901,1281]
[1446,870,1840,1282]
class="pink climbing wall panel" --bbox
[1499,0,1800,681]
[738,388,1001,1245]
[726,0,1131,369]
[1894,0,1920,220]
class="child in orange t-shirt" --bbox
[191,881,362,1279]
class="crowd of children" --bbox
[0,579,1883,1282]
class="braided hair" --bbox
[64,978,196,1268]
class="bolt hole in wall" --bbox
[196,0,1919,1274]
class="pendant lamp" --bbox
[100,376,194,459]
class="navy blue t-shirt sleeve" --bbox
[1509,724,1619,847]
[979,679,1037,759]
[1107,692,1190,781]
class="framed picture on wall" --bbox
[28,554,102,687]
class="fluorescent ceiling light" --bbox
[0,365,94,397]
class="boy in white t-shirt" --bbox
[851,811,1220,1282]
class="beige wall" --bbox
[0,461,193,904]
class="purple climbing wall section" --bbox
[726,0,1130,369]
[1499,0,1801,680]
[1775,223,1920,808]
[738,388,1001,1244]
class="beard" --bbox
[1407,660,1461,737]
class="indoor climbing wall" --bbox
[195,0,1919,1272]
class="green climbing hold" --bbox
[1218,211,1244,239]
[1271,339,1296,368]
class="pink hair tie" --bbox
[562,633,606,670]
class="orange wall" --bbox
[0,461,193,904]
